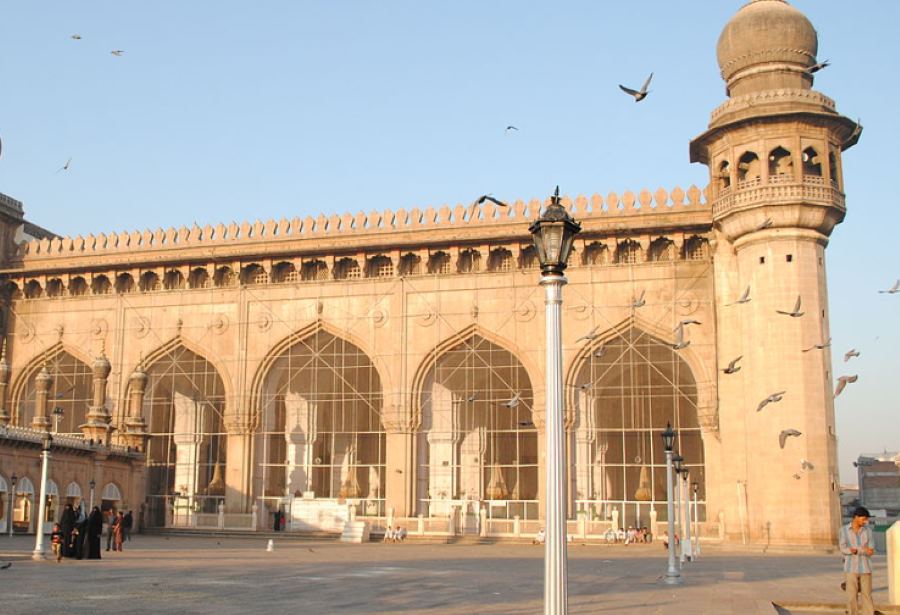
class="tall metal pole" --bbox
[32,444,51,560]
[542,274,568,615]
[6,480,14,537]
[662,448,682,584]
[681,472,693,561]
[675,467,684,565]
[692,484,700,557]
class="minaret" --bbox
[690,0,859,547]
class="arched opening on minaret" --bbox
[768,146,793,178]
[416,333,537,523]
[737,151,761,184]
[803,146,823,177]
[571,325,704,530]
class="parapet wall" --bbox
[11,186,710,270]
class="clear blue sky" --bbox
[1,1,897,485]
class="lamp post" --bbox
[32,432,52,560]
[52,407,64,434]
[660,423,681,584]
[89,479,96,511]
[7,473,16,537]
[680,468,693,562]
[529,186,581,615]
[691,481,700,558]
[672,454,684,564]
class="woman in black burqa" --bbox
[58,503,76,558]
[86,507,103,559]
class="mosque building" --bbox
[0,0,859,547]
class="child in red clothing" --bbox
[50,523,63,562]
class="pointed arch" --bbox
[10,342,93,432]
[412,324,539,518]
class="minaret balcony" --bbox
[712,175,844,220]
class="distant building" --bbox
[856,452,900,517]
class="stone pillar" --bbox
[889,521,900,605]
[224,419,253,514]
[31,364,52,431]
[284,392,315,496]
[121,362,150,451]
[0,340,10,426]
[383,398,416,519]
[80,348,112,443]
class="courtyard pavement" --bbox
[0,534,892,614]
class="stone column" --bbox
[31,364,52,431]
[80,348,112,443]
[120,362,150,451]
[383,397,416,519]
[0,340,10,426]
[224,419,253,514]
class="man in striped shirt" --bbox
[839,506,875,615]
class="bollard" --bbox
[889,521,900,605]
[266,539,274,552]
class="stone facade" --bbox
[0,1,859,547]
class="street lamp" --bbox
[660,423,682,584]
[679,467,693,562]
[32,432,52,560]
[691,481,700,558]
[529,186,581,615]
[89,479,96,510]
[52,407,64,434]
[671,454,684,564]
[7,473,16,537]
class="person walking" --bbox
[105,509,116,552]
[123,511,133,542]
[112,511,125,552]
[86,506,104,559]
[839,506,876,615]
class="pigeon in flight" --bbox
[878,280,899,294]
[505,125,519,133]
[755,218,773,231]
[834,375,858,398]
[500,393,521,409]
[801,459,815,471]
[843,349,860,362]
[776,296,804,318]
[570,382,592,391]
[802,338,831,352]
[631,290,646,309]
[111,50,125,56]
[469,194,509,219]
[518,420,535,428]
[576,326,601,344]
[728,286,751,306]
[593,345,607,359]
[619,73,653,102]
[465,393,477,403]
[779,429,802,449]
[56,157,72,173]
[672,323,690,350]
[805,59,830,74]
[678,319,701,329]
[70,34,82,40]
[757,391,786,412]
[722,356,742,375]
[792,473,802,480]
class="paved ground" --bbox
[0,535,892,614]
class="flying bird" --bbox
[56,157,72,173]
[843,349,860,362]
[593,345,607,359]
[518,420,535,428]
[722,356,742,374]
[834,375,858,398]
[570,382,592,391]
[468,194,509,219]
[776,296,804,318]
[801,459,815,471]
[792,474,802,480]
[757,391,786,412]
[111,50,125,56]
[805,59,830,74]
[500,393,521,409]
[505,125,519,133]
[631,290,646,309]
[576,326,601,344]
[802,338,831,352]
[678,319,701,329]
[878,280,899,294]
[465,393,477,403]
[755,218,773,231]
[672,323,690,350]
[70,34,82,40]
[779,429,802,449]
[729,286,751,306]
[619,72,653,102]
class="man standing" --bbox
[839,506,876,615]
[123,511,133,542]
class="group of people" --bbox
[382,526,406,542]
[624,526,652,544]
[50,503,133,562]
